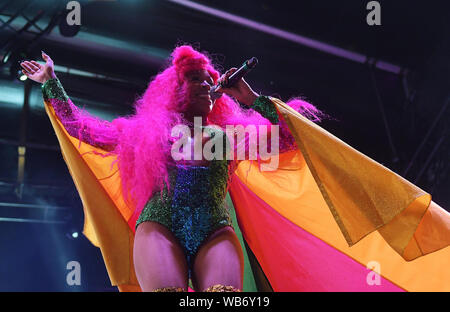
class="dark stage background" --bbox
[0,0,448,291]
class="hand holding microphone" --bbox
[211,57,259,107]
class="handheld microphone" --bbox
[210,57,258,101]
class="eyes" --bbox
[189,75,214,86]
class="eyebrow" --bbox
[188,71,214,84]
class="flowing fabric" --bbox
[44,96,450,292]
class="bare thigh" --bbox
[192,226,244,291]
[133,221,189,291]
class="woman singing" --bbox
[20,45,323,292]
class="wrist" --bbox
[42,76,68,102]
[251,95,279,124]
[240,90,259,107]
[42,71,57,84]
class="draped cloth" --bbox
[44,96,450,292]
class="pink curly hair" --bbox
[80,45,325,225]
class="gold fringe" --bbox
[152,286,185,292]
[204,284,241,292]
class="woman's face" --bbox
[180,69,215,118]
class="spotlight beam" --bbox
[0,217,66,224]
[0,202,70,210]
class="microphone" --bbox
[210,57,258,101]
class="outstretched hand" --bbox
[216,67,258,107]
[20,51,56,84]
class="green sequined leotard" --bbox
[136,158,232,277]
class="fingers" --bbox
[224,67,238,81]
[41,51,53,65]
[20,62,33,75]
[226,67,238,75]
[25,61,40,71]
[21,69,30,77]
[31,61,42,69]
[20,61,39,74]
[218,67,238,87]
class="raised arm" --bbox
[217,68,301,154]
[247,94,298,153]
[41,78,118,151]
[21,52,118,152]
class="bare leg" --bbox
[133,221,189,291]
[192,226,244,291]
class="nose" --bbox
[201,81,211,91]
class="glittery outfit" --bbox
[42,78,294,278]
[136,159,232,276]
[42,78,118,151]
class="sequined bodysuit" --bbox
[136,160,232,276]
[42,78,296,278]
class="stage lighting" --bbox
[12,65,28,82]
[5,50,29,81]
[65,229,80,240]
[2,51,12,64]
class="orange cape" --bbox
[44,97,450,291]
